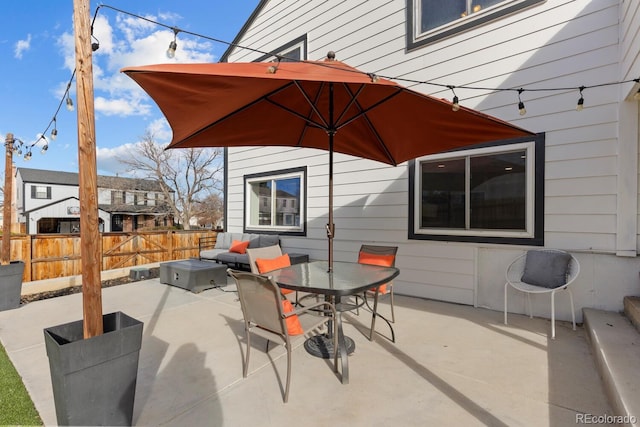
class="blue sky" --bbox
[1,1,260,176]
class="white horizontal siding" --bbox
[224,0,639,313]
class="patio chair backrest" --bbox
[229,270,286,336]
[246,245,283,274]
[359,245,398,267]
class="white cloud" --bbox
[96,142,137,175]
[94,95,151,117]
[146,118,172,143]
[52,9,216,124]
[15,34,32,59]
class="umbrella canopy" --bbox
[122,55,535,269]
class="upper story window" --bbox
[111,191,126,205]
[255,35,307,63]
[31,185,51,199]
[407,0,544,50]
[245,167,306,235]
[409,134,544,245]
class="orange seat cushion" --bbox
[229,240,250,254]
[256,254,293,295]
[282,299,304,335]
[358,252,395,293]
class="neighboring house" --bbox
[15,168,174,234]
[220,0,640,320]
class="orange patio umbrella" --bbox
[122,53,535,270]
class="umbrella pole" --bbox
[327,83,335,272]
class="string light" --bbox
[22,4,640,165]
[447,85,460,111]
[266,56,282,74]
[50,118,58,140]
[576,86,585,111]
[167,27,178,59]
[517,88,526,116]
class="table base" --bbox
[304,335,355,359]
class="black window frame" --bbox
[31,185,51,200]
[408,133,544,245]
[243,166,307,236]
[406,0,545,50]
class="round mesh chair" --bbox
[503,249,580,339]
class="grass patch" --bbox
[0,342,42,426]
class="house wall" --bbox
[225,0,640,321]
[26,198,111,233]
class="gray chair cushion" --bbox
[521,250,571,288]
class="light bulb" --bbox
[24,151,32,161]
[41,144,48,154]
[634,89,640,101]
[576,97,584,111]
[166,40,177,59]
[51,128,58,140]
[66,96,74,112]
[452,96,460,112]
[518,101,526,116]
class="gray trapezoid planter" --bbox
[0,260,24,311]
[44,311,144,426]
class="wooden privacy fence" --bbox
[3,230,217,282]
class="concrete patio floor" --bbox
[0,276,612,426]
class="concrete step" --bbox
[583,308,640,427]
[625,296,640,333]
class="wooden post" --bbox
[73,0,103,338]
[2,134,14,266]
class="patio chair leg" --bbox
[551,291,556,339]
[243,328,251,378]
[390,287,395,323]
[284,340,291,403]
[526,293,533,319]
[568,288,576,330]
[504,282,509,325]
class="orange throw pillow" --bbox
[256,254,293,295]
[358,252,395,294]
[229,240,250,254]
[282,299,304,335]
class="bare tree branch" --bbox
[117,131,223,230]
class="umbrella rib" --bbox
[336,85,406,165]
[264,98,328,132]
[333,83,367,126]
[293,80,330,129]
[172,81,303,146]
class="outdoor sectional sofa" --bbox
[198,232,308,270]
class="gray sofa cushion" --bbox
[200,248,227,260]
[214,233,234,249]
[216,252,249,266]
[206,232,281,267]
[521,250,571,288]
[259,234,279,248]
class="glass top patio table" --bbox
[269,260,400,384]
[268,260,399,296]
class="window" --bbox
[111,191,126,205]
[31,185,51,199]
[245,167,306,235]
[255,35,307,63]
[112,214,123,232]
[409,135,544,245]
[406,0,544,49]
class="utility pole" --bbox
[73,0,103,338]
[2,134,14,266]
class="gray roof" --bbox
[17,167,172,193]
